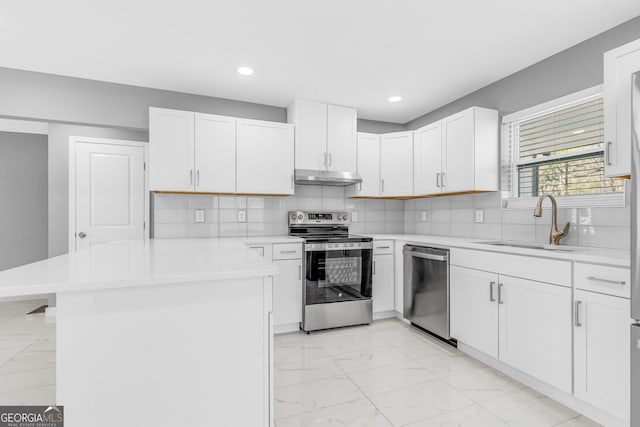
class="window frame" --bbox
[501,85,626,210]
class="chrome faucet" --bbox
[533,194,570,245]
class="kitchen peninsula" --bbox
[0,238,281,427]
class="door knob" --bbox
[78,232,87,238]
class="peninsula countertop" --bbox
[0,237,302,298]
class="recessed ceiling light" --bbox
[388,96,402,103]
[237,66,254,76]
[571,129,585,134]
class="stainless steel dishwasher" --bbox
[403,244,452,343]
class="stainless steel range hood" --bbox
[294,169,362,186]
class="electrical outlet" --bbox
[421,211,428,222]
[237,210,246,222]
[475,209,484,223]
[195,209,205,223]
[351,211,358,222]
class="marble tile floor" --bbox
[0,300,602,426]
[274,318,601,427]
[0,298,56,405]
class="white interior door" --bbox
[74,141,146,251]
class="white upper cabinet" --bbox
[149,107,195,192]
[353,133,380,197]
[414,121,442,195]
[413,107,498,197]
[288,99,357,172]
[442,109,475,193]
[327,104,357,172]
[236,119,295,195]
[604,38,640,177]
[150,108,293,195]
[194,113,236,193]
[380,131,413,197]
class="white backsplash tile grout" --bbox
[153,190,630,249]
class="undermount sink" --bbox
[476,240,581,252]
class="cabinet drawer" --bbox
[373,240,394,255]
[273,243,302,260]
[574,263,630,298]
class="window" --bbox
[501,86,625,208]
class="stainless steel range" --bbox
[288,211,373,332]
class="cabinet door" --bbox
[354,133,380,197]
[288,99,327,170]
[149,107,195,191]
[442,108,475,193]
[394,241,405,314]
[414,122,442,196]
[236,119,295,195]
[327,105,357,173]
[574,290,630,422]
[273,259,303,327]
[380,132,413,197]
[604,38,640,177]
[450,266,499,358]
[373,254,394,313]
[194,113,236,193]
[498,275,572,393]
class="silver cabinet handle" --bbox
[373,260,376,275]
[441,172,447,187]
[436,173,441,188]
[189,169,193,185]
[78,232,87,239]
[376,246,390,249]
[606,141,613,166]
[291,174,294,189]
[196,170,200,186]
[298,265,301,280]
[587,276,626,285]
[328,152,332,166]
[575,300,582,327]
[381,179,385,193]
[280,250,297,254]
[489,281,496,302]
[323,152,327,167]
[498,283,504,304]
[402,250,448,261]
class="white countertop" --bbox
[0,237,302,298]
[365,234,630,267]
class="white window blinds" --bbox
[502,92,624,207]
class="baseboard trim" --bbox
[274,323,300,335]
[458,342,628,427]
[373,310,396,320]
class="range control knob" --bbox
[290,213,296,220]
[297,214,304,220]
[342,214,347,221]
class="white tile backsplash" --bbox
[403,192,630,249]
[154,189,630,249]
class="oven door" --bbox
[304,245,372,305]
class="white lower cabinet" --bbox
[574,289,630,422]
[498,275,572,393]
[272,259,302,329]
[372,253,394,314]
[450,266,498,358]
[450,265,571,393]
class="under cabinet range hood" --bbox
[294,169,362,186]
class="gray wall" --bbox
[405,15,640,129]
[48,124,148,258]
[0,131,48,271]
[0,68,286,130]
[357,119,405,134]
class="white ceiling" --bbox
[1,0,639,123]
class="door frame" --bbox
[68,136,150,251]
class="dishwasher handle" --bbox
[403,250,448,262]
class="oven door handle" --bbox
[305,247,372,252]
[403,250,448,262]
